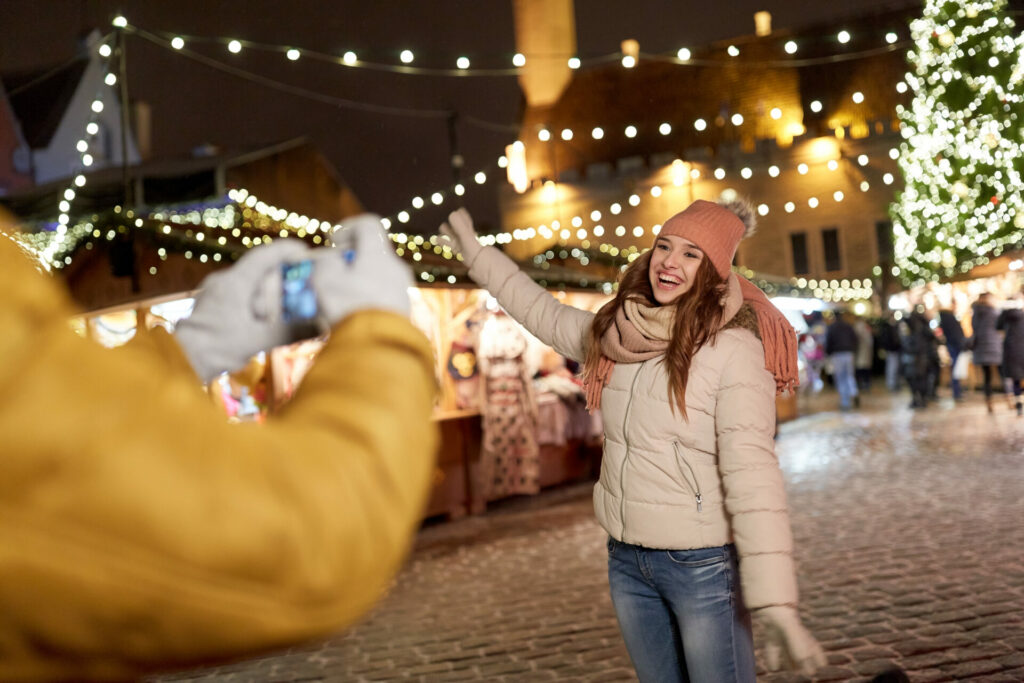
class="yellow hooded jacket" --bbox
[0,237,439,681]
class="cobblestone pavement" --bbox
[159,389,1024,682]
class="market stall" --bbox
[73,283,607,520]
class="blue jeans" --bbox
[831,351,858,409]
[885,351,901,391]
[947,346,962,399]
[607,539,755,683]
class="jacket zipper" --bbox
[672,442,703,512]
[619,363,644,538]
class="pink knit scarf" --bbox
[583,274,799,413]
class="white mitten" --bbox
[438,207,483,267]
[175,239,311,382]
[755,605,827,675]
[311,214,412,324]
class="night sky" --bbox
[2,0,916,232]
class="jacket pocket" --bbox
[672,442,703,513]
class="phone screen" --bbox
[281,260,317,322]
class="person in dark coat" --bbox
[996,293,1024,417]
[902,312,939,409]
[969,293,1003,413]
[938,310,968,401]
[878,315,903,391]
[825,311,860,410]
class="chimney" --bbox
[754,11,772,36]
[132,100,151,160]
[512,0,577,107]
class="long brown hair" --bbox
[583,252,727,417]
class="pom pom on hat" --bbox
[717,197,757,238]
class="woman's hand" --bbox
[755,605,827,675]
[439,208,483,267]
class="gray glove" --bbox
[310,214,412,324]
[175,239,311,382]
[755,605,827,675]
[438,207,483,267]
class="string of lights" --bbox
[16,154,884,303]
[122,18,912,75]
[27,30,121,272]
[122,15,913,134]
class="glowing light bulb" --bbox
[228,40,242,54]
[171,37,185,50]
[400,50,414,63]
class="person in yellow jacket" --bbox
[0,213,438,681]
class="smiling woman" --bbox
[440,201,825,681]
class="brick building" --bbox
[500,1,922,304]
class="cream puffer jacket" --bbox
[469,247,798,610]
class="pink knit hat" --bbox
[656,199,746,279]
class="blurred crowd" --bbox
[795,287,1024,416]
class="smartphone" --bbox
[281,259,318,322]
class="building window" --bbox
[875,220,894,263]
[790,232,809,275]
[822,227,841,272]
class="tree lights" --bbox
[891,0,1024,285]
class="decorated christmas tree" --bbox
[891,0,1024,285]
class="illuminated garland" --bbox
[27,32,120,272]
[124,19,908,76]
[13,180,871,301]
[890,0,1024,286]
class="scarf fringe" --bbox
[738,277,800,395]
